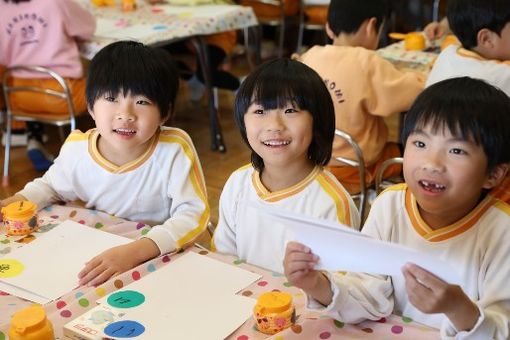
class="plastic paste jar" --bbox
[1,200,39,236]
[9,305,54,340]
[253,291,295,334]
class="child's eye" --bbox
[449,148,467,155]
[412,140,425,148]
[136,100,151,105]
[253,109,264,115]
[104,96,116,102]
[284,108,297,114]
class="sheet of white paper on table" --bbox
[248,201,461,285]
[159,4,237,17]
[0,220,131,303]
[96,252,261,339]
[95,18,167,40]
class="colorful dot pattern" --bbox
[0,204,440,339]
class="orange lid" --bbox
[2,201,37,220]
[10,305,47,334]
[256,292,292,313]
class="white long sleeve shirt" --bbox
[212,165,360,273]
[309,184,510,339]
[19,128,209,254]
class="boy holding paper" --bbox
[283,77,510,339]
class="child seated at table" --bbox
[0,41,210,286]
[295,0,424,194]
[0,0,96,171]
[426,0,510,96]
[211,58,360,273]
[284,77,510,338]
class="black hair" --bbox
[86,41,179,119]
[401,77,510,172]
[327,0,387,36]
[234,58,335,172]
[447,0,510,49]
[3,0,31,3]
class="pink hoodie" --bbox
[0,0,96,78]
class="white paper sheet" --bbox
[94,18,167,40]
[159,4,237,17]
[0,220,131,303]
[247,201,462,284]
[96,252,261,339]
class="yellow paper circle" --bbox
[0,259,25,278]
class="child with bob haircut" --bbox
[284,77,510,338]
[296,0,424,195]
[0,41,209,286]
[426,0,510,96]
[212,59,360,273]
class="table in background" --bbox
[77,0,259,152]
[0,205,438,339]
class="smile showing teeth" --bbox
[419,180,446,192]
[114,128,136,136]
[262,140,290,147]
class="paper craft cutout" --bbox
[246,201,462,284]
[108,290,145,308]
[0,259,24,278]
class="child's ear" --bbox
[477,28,496,50]
[365,17,378,37]
[88,105,96,120]
[483,163,509,190]
[325,22,336,41]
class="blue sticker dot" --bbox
[104,320,145,338]
[147,263,156,272]
[43,207,53,212]
[153,25,167,31]
[75,292,84,298]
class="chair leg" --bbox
[58,126,66,143]
[3,115,12,187]
[277,17,285,58]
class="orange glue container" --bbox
[253,291,295,335]
[1,200,38,236]
[9,305,54,340]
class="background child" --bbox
[212,59,360,273]
[296,0,424,194]
[426,0,510,96]
[0,0,96,171]
[284,77,510,338]
[0,41,209,286]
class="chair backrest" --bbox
[2,65,78,130]
[374,157,403,194]
[296,0,329,52]
[333,129,367,220]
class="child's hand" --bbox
[424,21,446,41]
[78,238,160,287]
[284,242,333,306]
[402,263,480,331]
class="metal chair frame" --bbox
[243,0,286,58]
[334,129,367,221]
[296,0,329,53]
[2,65,81,186]
[374,157,404,195]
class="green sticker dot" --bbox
[283,282,293,287]
[402,316,413,323]
[107,290,145,308]
[334,320,344,328]
[141,228,150,236]
[0,331,5,340]
[79,298,90,307]
[233,259,245,265]
[94,223,104,229]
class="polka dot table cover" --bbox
[74,0,258,59]
[0,204,440,339]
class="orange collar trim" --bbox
[89,128,159,174]
[405,187,494,242]
[457,47,510,64]
[252,166,321,202]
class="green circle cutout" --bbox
[107,290,145,308]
